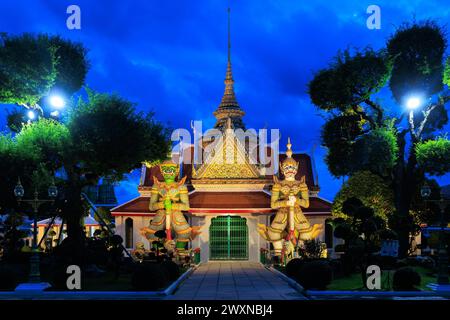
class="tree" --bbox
[309,21,450,257]
[11,89,170,263]
[333,197,392,284]
[0,33,57,109]
[332,171,394,222]
[0,33,89,121]
[44,35,89,97]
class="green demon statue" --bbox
[141,159,200,251]
[258,138,323,256]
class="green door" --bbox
[210,216,248,260]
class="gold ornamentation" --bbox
[194,126,260,179]
[258,139,323,257]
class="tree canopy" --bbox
[0,33,89,111]
[309,20,450,256]
[332,171,395,222]
[387,21,447,105]
[0,33,57,107]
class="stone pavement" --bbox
[168,261,307,300]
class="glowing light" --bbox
[406,97,422,110]
[49,95,65,109]
[50,110,60,117]
[27,110,36,120]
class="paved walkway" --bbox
[169,261,306,300]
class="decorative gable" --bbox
[193,127,260,179]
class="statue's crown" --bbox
[160,159,178,167]
[280,137,298,170]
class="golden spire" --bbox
[286,137,293,158]
[213,7,245,130]
[228,7,231,64]
[281,137,298,171]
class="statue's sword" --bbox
[165,194,172,241]
[287,192,296,245]
[281,192,296,264]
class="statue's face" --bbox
[160,164,178,183]
[282,164,298,180]
[164,240,176,252]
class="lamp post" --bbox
[421,183,449,285]
[14,177,58,283]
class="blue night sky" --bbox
[0,0,449,204]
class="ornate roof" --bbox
[192,122,261,181]
[111,193,331,216]
[139,145,319,192]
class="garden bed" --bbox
[274,263,437,291]
[0,259,193,292]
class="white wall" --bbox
[115,216,152,250]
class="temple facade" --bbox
[111,62,333,262]
[111,12,332,262]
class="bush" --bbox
[0,265,18,291]
[393,267,421,291]
[48,263,72,290]
[131,263,169,291]
[376,256,397,270]
[395,259,409,269]
[292,260,333,290]
[161,260,180,282]
[285,258,304,279]
[404,256,435,269]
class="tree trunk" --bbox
[392,132,419,258]
[61,171,86,266]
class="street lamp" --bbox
[49,95,65,109]
[421,183,449,286]
[14,177,58,284]
[406,96,422,110]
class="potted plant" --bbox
[260,247,268,264]
[193,247,201,264]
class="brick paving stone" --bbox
[167,261,305,300]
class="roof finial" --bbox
[213,6,245,130]
[228,7,231,63]
[286,137,293,158]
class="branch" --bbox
[416,94,450,138]
[408,110,417,142]
[351,104,376,129]
[363,99,384,125]
[19,102,44,115]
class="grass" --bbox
[82,272,133,291]
[275,263,437,291]
[80,265,190,291]
[328,266,436,291]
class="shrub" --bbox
[298,240,326,259]
[293,260,333,290]
[393,267,421,291]
[285,258,304,279]
[131,263,169,291]
[0,265,18,291]
[48,263,72,290]
[161,260,180,282]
